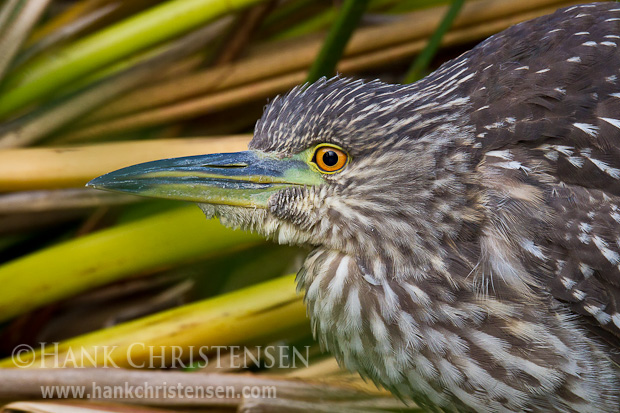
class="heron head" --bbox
[88,78,474,271]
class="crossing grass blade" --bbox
[306,0,371,83]
[403,0,465,83]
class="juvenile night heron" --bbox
[89,3,620,411]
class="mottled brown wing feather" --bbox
[546,185,620,354]
[468,3,620,353]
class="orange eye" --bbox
[313,145,348,173]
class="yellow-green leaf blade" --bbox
[0,0,266,118]
[0,205,262,322]
[0,274,306,368]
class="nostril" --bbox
[202,163,248,168]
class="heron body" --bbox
[90,3,620,411]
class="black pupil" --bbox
[322,150,339,167]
